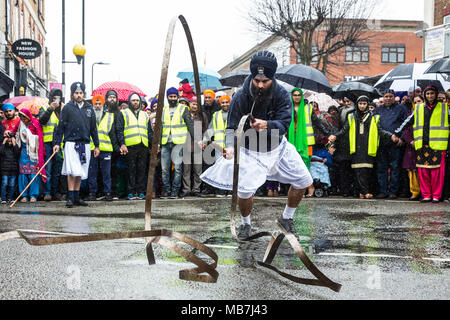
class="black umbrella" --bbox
[425,58,450,75]
[219,70,251,87]
[275,64,332,94]
[332,82,382,100]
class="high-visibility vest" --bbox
[305,104,315,146]
[121,108,149,147]
[212,110,227,148]
[41,105,61,143]
[90,112,114,152]
[161,104,188,145]
[413,102,449,151]
[348,113,380,157]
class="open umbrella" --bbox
[92,81,147,102]
[275,64,332,94]
[177,66,222,88]
[375,63,450,92]
[3,96,38,108]
[424,58,450,75]
[219,70,251,87]
[17,97,48,116]
[332,82,382,100]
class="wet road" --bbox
[0,197,449,300]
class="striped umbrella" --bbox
[92,81,147,102]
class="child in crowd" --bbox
[0,136,20,204]
[310,144,335,190]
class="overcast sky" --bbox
[45,0,425,100]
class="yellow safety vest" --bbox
[90,112,114,152]
[161,104,188,145]
[122,108,149,147]
[212,110,227,149]
[305,104,315,146]
[41,105,61,143]
[348,113,380,157]
[413,102,449,151]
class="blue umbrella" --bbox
[177,66,222,88]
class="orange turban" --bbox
[92,94,105,106]
[219,95,231,103]
[203,90,215,99]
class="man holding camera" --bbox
[39,88,64,202]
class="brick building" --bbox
[0,0,49,100]
[434,0,450,26]
[290,20,424,85]
[219,19,423,86]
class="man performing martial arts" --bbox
[201,50,314,240]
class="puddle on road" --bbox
[1,202,449,274]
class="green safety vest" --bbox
[90,112,114,152]
[212,110,227,148]
[122,108,149,147]
[413,102,449,151]
[161,104,188,145]
[348,113,380,157]
[305,104,315,146]
[41,105,61,143]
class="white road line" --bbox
[317,252,450,262]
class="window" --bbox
[297,43,319,64]
[382,44,405,63]
[345,45,369,62]
[444,15,450,24]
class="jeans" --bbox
[161,142,183,193]
[377,144,401,195]
[1,176,16,201]
[88,151,112,194]
[19,174,40,199]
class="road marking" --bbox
[318,252,450,262]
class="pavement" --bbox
[0,197,449,300]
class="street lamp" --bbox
[91,62,110,94]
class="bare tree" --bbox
[248,0,374,76]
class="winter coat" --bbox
[0,142,20,176]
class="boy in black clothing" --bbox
[0,136,20,204]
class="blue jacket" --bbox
[225,76,292,152]
[54,101,99,148]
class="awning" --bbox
[0,70,14,96]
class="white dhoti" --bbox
[62,142,91,180]
[201,137,313,198]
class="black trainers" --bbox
[86,194,97,201]
[278,217,297,235]
[160,191,170,199]
[237,224,252,240]
[105,194,113,202]
[75,199,89,207]
[66,199,74,208]
[170,191,178,199]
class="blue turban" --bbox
[2,103,15,112]
[250,50,278,80]
[70,82,86,94]
[166,87,179,97]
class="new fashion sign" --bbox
[12,39,42,60]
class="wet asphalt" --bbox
[0,197,449,300]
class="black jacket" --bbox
[54,101,99,147]
[0,142,20,176]
[225,76,292,152]
[39,88,63,129]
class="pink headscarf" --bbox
[19,108,47,182]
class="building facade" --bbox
[219,19,423,87]
[0,0,49,100]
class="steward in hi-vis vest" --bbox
[87,94,120,202]
[393,86,449,203]
[116,93,153,201]
[160,87,195,200]
[333,95,393,199]
[38,88,64,202]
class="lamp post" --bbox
[91,62,110,94]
